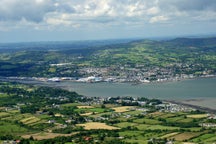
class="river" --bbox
[54,77,216,109]
[1,77,216,110]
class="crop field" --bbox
[191,133,216,143]
[160,132,179,138]
[114,122,138,128]
[171,132,202,141]
[158,113,176,118]
[0,112,10,118]
[141,124,179,130]
[147,112,163,117]
[187,114,208,118]
[2,113,34,121]
[133,118,162,125]
[20,116,41,125]
[75,107,107,113]
[120,130,164,144]
[22,132,75,140]
[177,117,194,123]
[77,122,120,130]
[166,116,185,122]
[0,121,28,135]
[61,103,80,107]
[123,110,143,115]
[80,112,93,116]
[77,105,94,109]
[112,106,135,113]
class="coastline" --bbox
[164,100,216,113]
[0,76,215,112]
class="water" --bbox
[55,78,216,109]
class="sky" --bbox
[0,0,216,43]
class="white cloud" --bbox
[0,0,215,31]
[149,15,169,23]
[147,7,160,15]
[0,0,54,22]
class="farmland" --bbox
[0,82,216,143]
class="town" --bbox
[4,64,215,84]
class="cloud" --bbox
[0,0,215,31]
[0,0,55,22]
[149,15,169,23]
[158,0,216,11]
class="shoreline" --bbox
[164,100,216,113]
[0,76,215,113]
[0,75,215,85]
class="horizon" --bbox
[1,33,216,44]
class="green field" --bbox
[0,121,28,135]
[0,82,216,143]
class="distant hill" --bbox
[0,37,215,77]
[165,37,216,47]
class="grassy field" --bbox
[22,132,76,140]
[171,132,202,141]
[0,121,28,135]
[114,122,138,128]
[112,106,135,113]
[61,103,80,107]
[77,122,120,130]
[133,118,162,125]
[119,130,164,144]
[187,114,208,118]
[20,116,41,125]
[0,112,10,118]
[0,82,215,144]
[75,107,107,113]
[191,133,216,143]
[77,105,94,109]
[160,132,179,138]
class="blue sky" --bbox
[0,0,216,42]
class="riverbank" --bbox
[0,76,216,111]
[164,100,216,113]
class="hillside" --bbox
[0,37,215,81]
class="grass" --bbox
[160,132,179,138]
[112,106,135,113]
[75,107,107,113]
[177,118,194,123]
[166,116,185,122]
[204,135,216,142]
[0,93,8,98]
[77,122,120,130]
[171,132,202,141]
[114,122,138,128]
[133,118,162,125]
[119,130,143,137]
[77,105,94,109]
[61,103,80,107]
[147,112,163,117]
[0,112,10,118]
[191,133,216,143]
[159,113,176,118]
[120,130,164,144]
[0,121,28,135]
[146,125,179,130]
[187,114,208,119]
[22,132,75,140]
[21,116,41,125]
[123,110,143,115]
[80,112,93,116]
[3,113,33,121]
